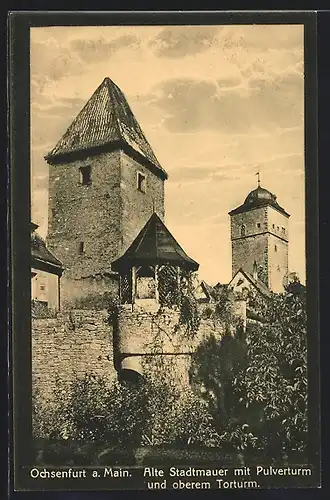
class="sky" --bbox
[30,24,305,285]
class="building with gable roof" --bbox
[31,222,63,310]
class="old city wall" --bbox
[60,274,119,308]
[32,307,228,408]
[117,306,225,387]
[32,310,116,408]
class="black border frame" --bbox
[8,10,320,492]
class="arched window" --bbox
[240,224,246,237]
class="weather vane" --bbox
[255,168,261,188]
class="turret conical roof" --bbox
[45,77,168,180]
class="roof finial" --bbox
[255,168,261,188]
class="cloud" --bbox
[70,35,140,63]
[144,71,303,134]
[216,77,242,88]
[31,40,84,83]
[221,24,303,51]
[32,96,87,120]
[169,164,242,184]
[29,25,306,284]
[150,26,220,58]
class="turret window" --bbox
[274,244,277,252]
[78,241,85,254]
[240,224,246,237]
[256,222,261,229]
[79,165,92,185]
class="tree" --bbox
[190,278,308,458]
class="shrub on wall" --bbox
[31,300,58,319]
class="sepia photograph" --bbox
[9,12,320,491]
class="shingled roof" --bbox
[229,268,272,299]
[229,185,289,217]
[31,232,63,276]
[45,77,168,180]
[111,213,199,273]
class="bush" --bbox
[32,372,222,449]
[31,300,57,319]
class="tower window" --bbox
[272,224,275,229]
[79,165,92,185]
[240,224,246,237]
[137,171,147,193]
[256,222,261,229]
[274,244,277,252]
[78,241,85,254]
[282,227,285,233]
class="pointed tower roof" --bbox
[45,77,168,180]
[111,213,199,272]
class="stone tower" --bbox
[229,181,290,293]
[45,77,168,304]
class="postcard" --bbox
[8,11,321,491]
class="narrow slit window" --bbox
[240,224,246,237]
[137,172,147,193]
[274,244,277,252]
[79,165,92,185]
[257,222,261,229]
[79,242,85,254]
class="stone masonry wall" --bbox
[60,274,119,307]
[32,307,227,410]
[120,151,165,253]
[230,205,289,290]
[32,310,116,408]
[231,234,269,285]
[47,150,122,281]
[47,149,165,304]
[230,207,268,240]
[268,234,289,293]
[117,306,225,388]
[231,207,269,284]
